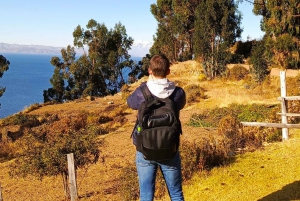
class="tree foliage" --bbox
[0,55,10,99]
[128,54,151,83]
[150,0,243,78]
[252,0,300,69]
[193,0,242,78]
[249,39,269,82]
[44,19,135,102]
[150,0,198,62]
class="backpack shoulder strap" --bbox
[140,84,154,102]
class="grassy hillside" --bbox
[1,60,300,201]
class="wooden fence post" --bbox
[280,71,289,140]
[0,182,3,201]
[67,153,78,201]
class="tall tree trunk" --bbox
[211,36,214,78]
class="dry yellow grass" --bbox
[0,60,299,201]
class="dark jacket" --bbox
[127,82,186,145]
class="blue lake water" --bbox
[0,53,141,119]
[0,53,55,118]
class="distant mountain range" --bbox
[129,40,153,57]
[0,41,153,57]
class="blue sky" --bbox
[0,0,264,47]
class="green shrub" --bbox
[189,103,283,153]
[189,107,234,127]
[237,104,279,122]
[249,39,269,82]
[265,129,282,143]
[190,103,280,128]
[1,114,40,127]
[10,128,102,197]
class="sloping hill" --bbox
[0,60,299,200]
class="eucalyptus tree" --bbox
[150,0,197,62]
[44,46,76,102]
[0,55,10,105]
[44,19,134,102]
[250,0,300,69]
[172,0,198,60]
[150,0,179,62]
[249,39,269,82]
[193,0,242,79]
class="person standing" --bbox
[127,54,186,201]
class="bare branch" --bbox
[243,0,264,5]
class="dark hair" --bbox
[149,54,170,77]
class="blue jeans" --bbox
[136,151,184,201]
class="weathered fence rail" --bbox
[241,71,300,141]
[241,122,300,128]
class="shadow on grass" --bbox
[258,181,300,201]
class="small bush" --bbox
[121,84,131,101]
[265,129,282,142]
[109,105,127,117]
[71,111,88,130]
[87,114,100,124]
[190,104,280,128]
[237,104,279,122]
[287,75,300,96]
[184,84,206,104]
[218,115,240,154]
[228,65,250,81]
[190,103,283,153]
[189,107,234,127]
[23,103,41,113]
[87,111,113,125]
[1,114,40,127]
[87,124,109,135]
[198,73,207,82]
[180,137,231,181]
[119,165,139,201]
[239,127,264,151]
[285,76,300,124]
[0,142,14,162]
[10,128,101,183]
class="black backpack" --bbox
[136,84,181,161]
